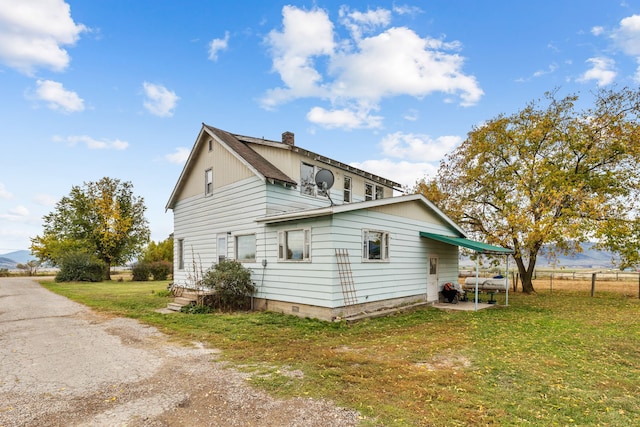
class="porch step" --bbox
[174,296,197,306]
[167,302,187,312]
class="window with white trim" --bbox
[363,230,389,261]
[343,176,352,203]
[278,228,311,261]
[375,185,384,200]
[217,234,227,263]
[236,234,256,262]
[365,182,373,201]
[205,168,213,195]
[300,162,315,196]
[177,238,184,270]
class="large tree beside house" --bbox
[415,87,640,293]
[31,177,150,280]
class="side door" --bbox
[427,255,439,301]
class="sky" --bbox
[2,0,640,254]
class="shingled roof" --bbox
[166,123,402,210]
[203,125,296,186]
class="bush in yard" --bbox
[131,262,151,281]
[55,252,105,282]
[202,260,255,311]
[0,268,9,277]
[149,260,172,281]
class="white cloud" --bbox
[33,193,57,206]
[208,31,230,61]
[403,109,419,121]
[591,26,605,36]
[34,79,84,113]
[350,158,437,188]
[0,183,13,199]
[54,135,129,150]
[142,82,179,117]
[0,0,87,74]
[165,147,190,164]
[612,14,640,56]
[577,57,617,86]
[339,6,391,40]
[262,5,483,129]
[380,132,461,160]
[262,5,335,109]
[306,106,382,129]
[0,205,30,222]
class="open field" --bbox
[40,279,640,426]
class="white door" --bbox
[427,256,438,301]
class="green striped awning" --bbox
[419,232,513,254]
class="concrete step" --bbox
[167,302,185,312]
[174,296,197,305]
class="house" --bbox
[166,124,504,321]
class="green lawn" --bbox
[42,280,640,426]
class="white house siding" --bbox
[173,176,266,286]
[255,216,336,308]
[327,208,459,307]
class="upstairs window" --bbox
[278,228,311,261]
[363,230,389,261]
[365,182,384,200]
[343,176,352,203]
[375,185,384,200]
[300,162,315,196]
[205,169,213,196]
[365,183,373,201]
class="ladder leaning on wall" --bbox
[335,248,358,316]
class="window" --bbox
[300,162,315,196]
[205,169,213,195]
[278,228,311,261]
[236,234,256,262]
[365,183,373,201]
[375,185,384,200]
[363,230,389,261]
[177,238,184,270]
[343,176,352,203]
[217,234,227,263]
[208,139,213,151]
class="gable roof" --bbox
[166,124,297,210]
[166,123,402,210]
[204,125,297,186]
[255,193,467,236]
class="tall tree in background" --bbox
[415,87,640,293]
[31,177,150,280]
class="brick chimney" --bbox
[282,131,294,146]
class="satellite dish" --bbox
[315,169,334,193]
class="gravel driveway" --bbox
[0,278,360,426]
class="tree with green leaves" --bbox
[141,234,173,263]
[414,87,640,293]
[31,177,150,280]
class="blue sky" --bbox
[2,0,640,253]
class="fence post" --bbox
[591,273,596,297]
[550,273,553,294]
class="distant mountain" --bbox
[460,242,619,269]
[0,257,17,269]
[0,250,35,268]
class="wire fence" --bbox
[460,269,640,298]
